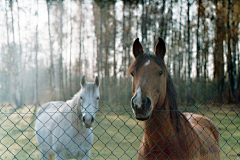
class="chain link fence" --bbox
[0,104,239,159]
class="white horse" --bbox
[35,76,100,160]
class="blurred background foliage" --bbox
[0,0,239,108]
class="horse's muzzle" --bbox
[131,97,152,121]
[83,115,94,128]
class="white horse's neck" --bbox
[66,90,84,130]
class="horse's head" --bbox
[79,76,100,128]
[128,37,168,121]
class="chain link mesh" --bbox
[0,104,239,159]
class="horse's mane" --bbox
[128,52,181,131]
[65,90,82,127]
[67,90,81,110]
[166,75,181,131]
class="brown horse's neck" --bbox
[140,104,201,160]
[141,94,197,159]
[142,95,178,141]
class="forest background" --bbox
[0,0,239,108]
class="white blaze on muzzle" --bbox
[135,87,142,108]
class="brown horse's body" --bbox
[138,102,220,159]
[128,37,220,159]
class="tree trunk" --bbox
[227,0,232,102]
[58,1,65,100]
[160,0,166,40]
[5,1,12,103]
[99,2,103,77]
[202,16,209,102]
[141,0,147,47]
[34,0,39,109]
[177,0,183,101]
[122,2,127,76]
[113,3,117,79]
[127,3,133,69]
[104,3,110,78]
[196,0,201,99]
[10,1,21,107]
[47,1,56,100]
[213,1,225,102]
[69,1,73,97]
[16,0,24,106]
[187,0,192,103]
[78,1,83,88]
[231,0,239,102]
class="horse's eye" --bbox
[159,71,163,76]
[96,97,99,100]
[80,96,83,99]
[131,72,134,77]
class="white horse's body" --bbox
[35,76,100,160]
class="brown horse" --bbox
[128,37,220,160]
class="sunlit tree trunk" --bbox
[69,1,73,97]
[74,0,83,90]
[127,3,132,69]
[10,1,21,107]
[58,1,65,100]
[99,2,103,78]
[113,2,117,79]
[5,1,12,103]
[92,1,101,78]
[122,2,127,76]
[34,0,39,108]
[47,1,56,100]
[16,0,23,106]
[166,6,173,71]
[104,3,110,78]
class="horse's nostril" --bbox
[146,97,151,105]
[91,116,94,123]
[143,97,151,110]
[131,98,136,109]
[142,98,146,105]
[83,116,85,122]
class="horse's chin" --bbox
[85,125,92,128]
[133,106,152,121]
[82,122,92,128]
[136,116,150,121]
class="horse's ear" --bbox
[94,76,100,87]
[133,38,144,58]
[155,37,166,59]
[81,76,87,87]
